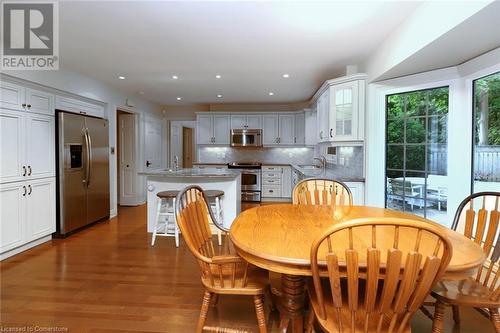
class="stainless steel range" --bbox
[227,162,261,202]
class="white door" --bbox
[262,115,278,145]
[0,182,26,253]
[118,113,136,205]
[279,115,295,145]
[0,110,25,183]
[213,115,230,144]
[197,115,213,144]
[294,113,305,145]
[246,115,262,129]
[26,177,55,241]
[144,116,163,170]
[230,115,246,129]
[170,122,182,168]
[26,114,55,179]
[0,81,25,111]
[25,88,54,116]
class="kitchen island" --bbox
[140,168,241,232]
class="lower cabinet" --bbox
[0,177,55,255]
[344,182,365,205]
[261,165,292,199]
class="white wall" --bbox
[365,47,500,226]
[5,69,163,217]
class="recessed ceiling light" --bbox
[215,74,222,79]
[269,92,275,96]
[172,75,178,79]
[217,94,223,98]
[176,97,182,101]
[118,76,126,80]
[282,74,290,78]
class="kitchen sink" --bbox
[297,165,322,170]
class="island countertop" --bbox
[139,167,239,178]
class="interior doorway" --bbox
[117,110,137,206]
[182,127,194,168]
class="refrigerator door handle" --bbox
[86,128,93,188]
[83,129,90,187]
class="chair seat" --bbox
[431,277,500,308]
[307,280,411,333]
[205,190,224,198]
[156,190,179,199]
[202,264,268,296]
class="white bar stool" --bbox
[205,190,224,246]
[151,190,180,247]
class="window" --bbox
[385,87,449,224]
[473,72,500,192]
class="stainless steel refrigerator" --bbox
[56,111,110,236]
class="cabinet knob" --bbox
[27,104,32,108]
[27,165,32,176]
[330,129,333,138]
[22,166,27,176]
[22,103,27,108]
[22,186,27,196]
[28,185,32,195]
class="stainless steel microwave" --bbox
[230,129,262,147]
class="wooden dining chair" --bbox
[175,185,270,333]
[307,218,453,333]
[425,192,500,333]
[292,178,353,207]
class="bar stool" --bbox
[205,190,224,246]
[151,190,180,247]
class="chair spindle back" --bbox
[293,178,353,208]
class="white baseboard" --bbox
[0,235,52,261]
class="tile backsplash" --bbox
[198,147,315,165]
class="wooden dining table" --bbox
[229,204,486,333]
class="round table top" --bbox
[229,204,485,278]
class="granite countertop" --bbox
[192,162,228,165]
[291,164,365,182]
[139,168,239,178]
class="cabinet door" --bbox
[262,115,279,145]
[0,110,26,183]
[0,182,26,253]
[230,115,246,129]
[281,166,292,198]
[331,81,359,141]
[26,88,54,116]
[26,114,55,179]
[0,81,25,111]
[26,178,56,241]
[278,115,295,145]
[344,182,365,205]
[246,115,262,129]
[305,109,317,146]
[213,115,230,144]
[317,92,329,142]
[197,115,213,144]
[294,113,305,145]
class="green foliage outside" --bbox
[474,72,500,145]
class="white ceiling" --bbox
[59,1,420,105]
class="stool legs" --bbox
[151,197,163,246]
[173,198,179,247]
[151,196,179,248]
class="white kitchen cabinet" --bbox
[262,165,292,199]
[246,115,262,129]
[315,75,365,143]
[294,112,305,145]
[55,95,105,118]
[26,177,56,241]
[0,111,55,183]
[281,166,292,198]
[0,182,26,253]
[345,182,365,205]
[278,115,295,145]
[262,115,279,145]
[0,110,25,183]
[26,88,55,116]
[196,114,230,145]
[0,81,25,111]
[305,108,317,146]
[193,164,227,170]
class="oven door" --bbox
[230,129,262,147]
[241,170,261,191]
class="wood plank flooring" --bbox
[0,204,495,332]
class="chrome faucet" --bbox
[313,156,327,170]
[173,155,179,171]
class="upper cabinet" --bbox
[55,96,105,118]
[230,114,262,129]
[315,75,365,143]
[304,108,317,146]
[294,112,305,145]
[197,114,230,145]
[262,114,295,146]
[0,81,54,115]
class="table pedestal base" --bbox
[278,274,306,333]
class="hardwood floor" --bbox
[0,204,495,332]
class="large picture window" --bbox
[473,72,500,192]
[385,87,449,224]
